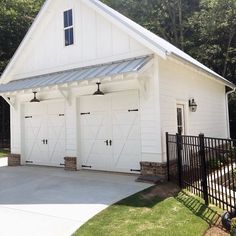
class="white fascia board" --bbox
[82,0,167,59]
[0,0,52,84]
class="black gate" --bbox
[166,132,236,211]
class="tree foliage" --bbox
[103,0,236,83]
[0,0,44,73]
[0,0,235,82]
[187,0,236,82]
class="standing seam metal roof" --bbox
[0,56,152,93]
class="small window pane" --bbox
[64,11,68,28]
[68,9,73,26]
[64,9,73,28]
[65,28,74,46]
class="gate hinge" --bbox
[81,112,91,116]
[130,169,141,172]
[128,109,139,112]
[26,161,33,164]
[82,165,92,168]
[25,116,33,119]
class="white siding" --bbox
[10,57,228,165]
[139,58,162,162]
[159,57,228,161]
[10,101,21,155]
[5,0,229,167]
[8,0,151,81]
[10,69,162,164]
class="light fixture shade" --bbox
[93,82,104,96]
[30,92,40,103]
[189,99,197,112]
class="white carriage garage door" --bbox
[79,90,141,173]
[23,101,66,167]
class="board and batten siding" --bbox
[10,67,163,164]
[159,57,228,161]
[8,0,151,82]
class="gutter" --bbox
[226,87,236,138]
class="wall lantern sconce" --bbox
[30,92,40,103]
[189,98,197,112]
[93,82,104,96]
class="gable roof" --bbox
[83,0,235,89]
[0,0,235,89]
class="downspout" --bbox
[226,87,235,138]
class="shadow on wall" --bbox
[0,97,10,150]
[230,121,236,139]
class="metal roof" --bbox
[0,56,152,93]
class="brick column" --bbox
[8,154,21,166]
[140,161,167,178]
[64,157,77,171]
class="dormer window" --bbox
[64,9,74,46]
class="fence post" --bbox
[166,132,170,181]
[199,133,209,206]
[176,133,183,188]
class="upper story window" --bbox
[64,9,74,46]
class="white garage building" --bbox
[0,0,234,174]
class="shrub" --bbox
[231,218,236,236]
[233,168,236,179]
[206,159,222,170]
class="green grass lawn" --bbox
[0,150,8,158]
[73,183,224,236]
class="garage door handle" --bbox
[42,139,48,144]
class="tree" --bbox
[0,0,44,73]
[102,0,199,51]
[188,0,236,83]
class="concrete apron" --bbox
[0,166,152,236]
[0,157,8,167]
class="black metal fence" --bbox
[166,132,236,211]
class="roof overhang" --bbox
[0,55,153,95]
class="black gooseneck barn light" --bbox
[93,82,104,96]
[30,91,40,103]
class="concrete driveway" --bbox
[0,157,7,167]
[0,166,151,236]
